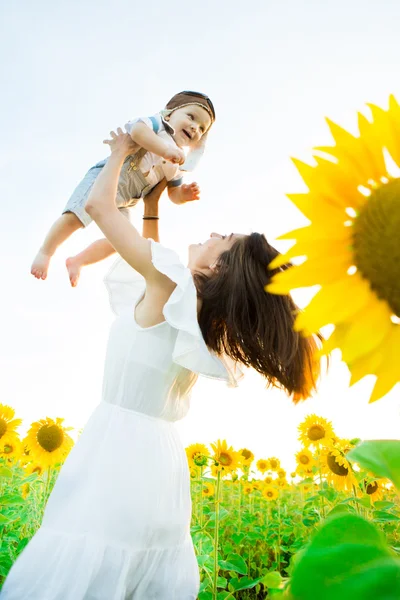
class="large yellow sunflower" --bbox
[24,417,73,469]
[266,96,400,403]
[185,443,210,468]
[0,404,22,447]
[267,457,281,472]
[0,436,22,461]
[238,448,255,466]
[242,482,254,495]
[295,447,317,470]
[202,481,215,497]
[320,447,356,491]
[210,439,240,474]
[298,415,335,447]
[262,485,279,502]
[256,458,270,474]
[362,478,385,503]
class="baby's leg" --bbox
[31,213,83,280]
[66,239,115,287]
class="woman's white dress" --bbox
[1,241,238,600]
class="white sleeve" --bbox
[125,114,162,135]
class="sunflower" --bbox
[252,480,263,491]
[25,463,44,477]
[263,486,279,502]
[264,475,274,486]
[266,96,400,403]
[0,404,22,447]
[238,448,255,466]
[202,481,215,497]
[210,439,240,474]
[0,436,21,461]
[185,443,210,468]
[277,468,287,479]
[275,478,289,489]
[362,476,386,503]
[189,466,200,479]
[256,458,269,474]
[268,457,281,472]
[320,447,356,491]
[298,415,335,448]
[24,417,73,469]
[295,447,317,471]
[242,482,254,495]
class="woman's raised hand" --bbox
[103,128,137,157]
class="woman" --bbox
[1,130,321,599]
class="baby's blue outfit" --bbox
[63,114,183,227]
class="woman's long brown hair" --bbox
[194,233,322,403]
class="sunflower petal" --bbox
[294,273,372,332]
[267,255,351,294]
[340,296,393,363]
[369,326,400,402]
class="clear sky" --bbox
[1,0,399,472]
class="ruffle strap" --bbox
[104,241,242,387]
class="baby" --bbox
[31,91,215,286]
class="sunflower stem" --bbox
[199,466,204,555]
[212,470,221,600]
[277,498,282,573]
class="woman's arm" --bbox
[85,130,164,281]
[142,179,166,242]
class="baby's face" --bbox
[166,105,212,149]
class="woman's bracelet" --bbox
[143,216,159,220]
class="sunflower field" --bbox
[0,404,399,599]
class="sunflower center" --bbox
[219,452,232,466]
[241,449,252,460]
[270,460,278,469]
[308,425,325,441]
[300,455,310,465]
[0,419,7,439]
[366,480,378,495]
[37,424,64,453]
[352,179,400,316]
[266,491,274,498]
[3,444,13,454]
[327,453,348,476]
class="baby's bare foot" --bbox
[66,256,82,287]
[31,250,51,280]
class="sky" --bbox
[1,0,399,473]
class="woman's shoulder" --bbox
[104,241,241,386]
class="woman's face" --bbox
[188,232,246,273]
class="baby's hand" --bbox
[163,146,185,165]
[180,182,200,203]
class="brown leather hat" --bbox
[165,91,215,122]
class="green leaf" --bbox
[217,576,227,588]
[290,513,400,600]
[0,467,12,478]
[197,554,210,567]
[217,593,231,600]
[0,514,10,525]
[262,571,283,588]
[229,576,265,592]
[219,554,248,575]
[0,494,25,506]
[348,440,400,490]
[374,501,396,510]
[198,592,213,600]
[372,510,400,522]
[327,503,355,517]
[231,532,245,544]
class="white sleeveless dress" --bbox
[0,241,240,600]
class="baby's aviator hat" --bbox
[161,90,215,171]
